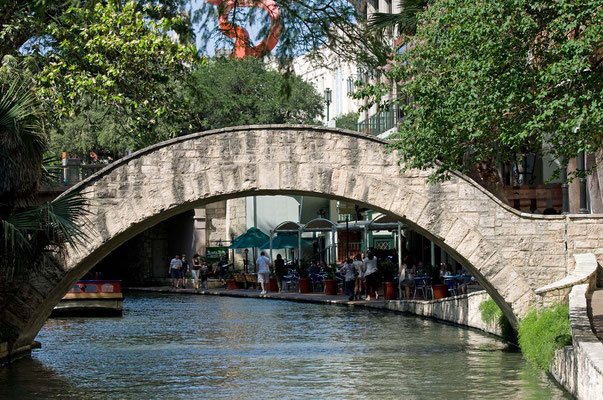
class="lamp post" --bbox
[324,88,332,123]
[578,151,588,214]
[345,215,350,259]
[244,248,249,273]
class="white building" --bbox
[292,48,362,127]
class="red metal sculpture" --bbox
[207,0,281,58]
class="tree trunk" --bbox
[468,160,509,204]
[588,151,603,213]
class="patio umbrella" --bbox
[259,234,312,249]
[228,227,270,249]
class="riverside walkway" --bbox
[126,286,381,306]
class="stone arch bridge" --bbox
[3,125,603,350]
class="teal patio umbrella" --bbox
[229,227,270,273]
[229,227,270,249]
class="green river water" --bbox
[0,293,570,399]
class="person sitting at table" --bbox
[416,261,425,276]
[309,261,320,275]
[274,254,286,293]
[439,263,451,277]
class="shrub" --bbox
[518,304,572,370]
[479,298,501,324]
[479,298,516,343]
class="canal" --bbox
[1,293,569,399]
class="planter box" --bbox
[324,279,338,295]
[268,277,278,292]
[298,278,311,293]
[432,284,448,299]
[384,281,397,300]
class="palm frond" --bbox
[45,193,90,247]
[41,154,62,185]
[1,193,89,254]
[368,13,404,32]
[367,0,429,37]
[1,218,31,252]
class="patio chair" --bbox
[444,278,457,296]
[283,273,298,292]
[413,277,428,299]
[310,273,324,292]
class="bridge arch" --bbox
[4,125,580,348]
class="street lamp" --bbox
[324,88,332,122]
[244,248,249,273]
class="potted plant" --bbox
[379,259,398,300]
[324,264,338,296]
[268,269,279,292]
[297,260,311,293]
[428,264,448,299]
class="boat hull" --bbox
[52,280,123,317]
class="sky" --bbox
[190,0,271,57]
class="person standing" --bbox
[168,254,182,289]
[339,258,356,301]
[363,251,379,300]
[352,254,364,300]
[256,251,271,295]
[218,256,229,288]
[274,254,286,293]
[199,260,209,290]
[191,254,201,290]
[180,254,189,289]
[399,256,415,299]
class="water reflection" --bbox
[1,293,569,399]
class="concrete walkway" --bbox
[126,286,387,308]
[590,288,603,343]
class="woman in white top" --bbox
[363,251,379,300]
[399,256,415,299]
[352,254,364,300]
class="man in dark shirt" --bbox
[180,254,190,289]
[218,256,229,287]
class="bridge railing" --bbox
[357,107,402,136]
[43,161,107,187]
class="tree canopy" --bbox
[37,2,200,154]
[187,57,324,131]
[372,0,602,182]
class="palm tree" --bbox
[0,80,46,215]
[367,0,429,47]
[0,79,88,279]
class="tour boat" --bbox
[51,280,123,317]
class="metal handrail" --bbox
[357,107,402,135]
[43,164,107,186]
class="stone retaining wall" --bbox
[551,284,603,399]
[365,291,503,336]
[0,341,37,367]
